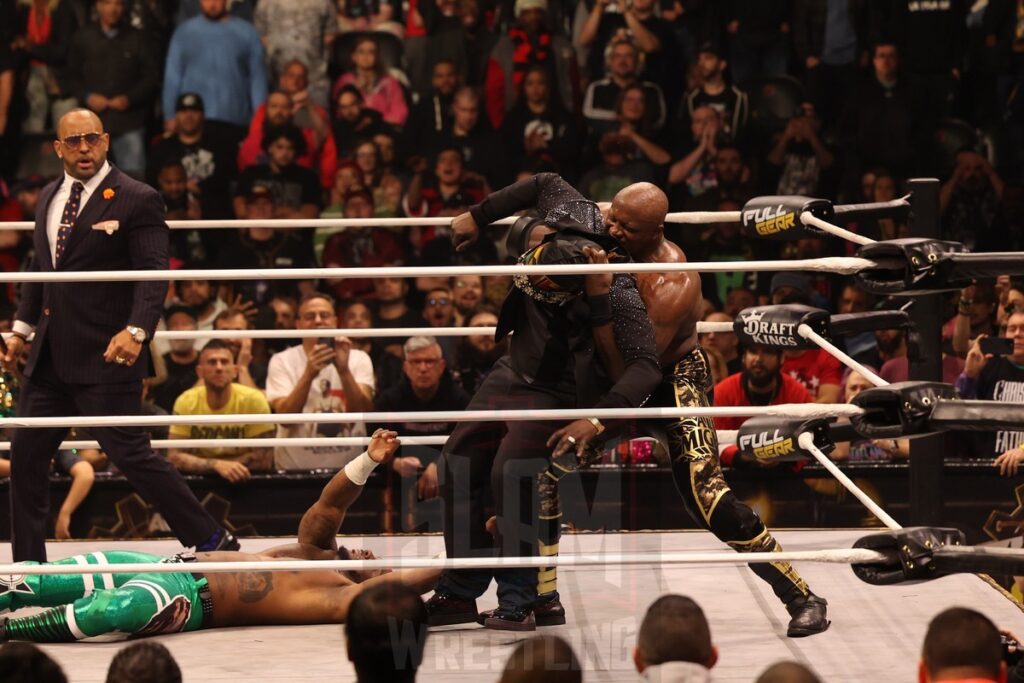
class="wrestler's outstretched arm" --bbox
[454,173,583,250]
[297,429,400,551]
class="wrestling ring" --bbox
[2,187,1024,681]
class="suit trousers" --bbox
[437,358,574,608]
[9,342,219,561]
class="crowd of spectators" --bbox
[0,0,1022,499]
[3,591,1022,682]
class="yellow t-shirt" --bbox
[169,384,273,460]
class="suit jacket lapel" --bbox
[61,167,121,265]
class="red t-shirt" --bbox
[712,372,814,432]
[781,348,842,399]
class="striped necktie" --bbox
[55,181,84,263]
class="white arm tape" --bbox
[343,451,379,486]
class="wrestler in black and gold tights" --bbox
[534,347,828,636]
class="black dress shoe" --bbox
[786,594,830,637]
[533,594,566,626]
[425,592,479,626]
[483,605,536,632]
[197,529,240,552]
[477,594,566,627]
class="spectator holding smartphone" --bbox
[266,293,376,470]
[956,310,1024,467]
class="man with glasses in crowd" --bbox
[421,285,457,362]
[266,292,375,470]
[2,109,238,561]
[373,336,471,529]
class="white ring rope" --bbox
[0,432,742,452]
[797,324,888,388]
[797,432,901,530]
[662,211,742,225]
[787,334,900,529]
[0,548,890,576]
[0,257,879,283]
[800,212,875,246]
[0,211,742,232]
[0,404,863,429]
[0,321,735,342]
[0,436,451,451]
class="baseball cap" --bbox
[770,272,810,295]
[697,41,725,59]
[175,93,204,113]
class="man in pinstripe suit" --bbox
[2,110,237,562]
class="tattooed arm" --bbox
[296,429,400,550]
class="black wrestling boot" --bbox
[425,592,479,626]
[786,594,830,637]
[533,593,567,626]
[483,604,536,632]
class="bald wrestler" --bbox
[0,430,441,642]
[583,182,829,637]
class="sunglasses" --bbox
[59,132,104,150]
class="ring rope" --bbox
[0,431,742,452]
[0,211,743,232]
[0,196,909,232]
[0,404,864,429]
[797,324,888,388]
[0,321,736,342]
[0,436,450,451]
[800,212,875,246]
[0,257,880,284]
[0,548,890,576]
[797,432,902,530]
[0,432,745,454]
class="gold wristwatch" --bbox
[588,417,605,435]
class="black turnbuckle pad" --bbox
[849,381,958,439]
[855,238,971,295]
[851,527,965,585]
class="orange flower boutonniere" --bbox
[103,188,115,200]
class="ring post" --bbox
[907,178,944,525]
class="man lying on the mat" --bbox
[0,429,441,642]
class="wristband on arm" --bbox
[589,292,612,326]
[342,451,379,486]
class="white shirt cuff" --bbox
[12,320,34,338]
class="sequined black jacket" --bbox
[469,173,661,410]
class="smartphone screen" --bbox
[980,336,1014,356]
